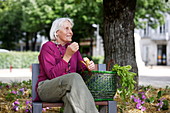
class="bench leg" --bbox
[108,101,117,113]
[32,102,42,113]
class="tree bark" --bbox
[31,32,37,51]
[25,32,30,51]
[103,0,138,87]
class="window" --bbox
[160,24,166,34]
[144,24,149,36]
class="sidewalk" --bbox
[139,65,170,77]
[0,68,32,83]
[0,66,170,88]
[138,66,170,88]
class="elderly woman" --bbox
[34,17,99,113]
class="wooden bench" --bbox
[32,63,117,113]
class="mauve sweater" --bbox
[34,41,87,101]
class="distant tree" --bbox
[135,0,170,29]
[0,0,23,50]
[0,0,102,51]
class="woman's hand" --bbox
[87,61,95,71]
[63,42,79,62]
[67,42,79,55]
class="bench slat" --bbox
[42,102,64,108]
[42,101,109,108]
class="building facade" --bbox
[135,13,170,66]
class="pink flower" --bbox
[141,106,146,111]
[11,90,17,94]
[142,95,146,100]
[12,106,19,111]
[136,103,142,109]
[134,97,141,103]
[14,100,20,105]
[19,88,25,95]
[25,100,31,105]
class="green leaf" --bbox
[162,100,169,110]
[157,91,165,99]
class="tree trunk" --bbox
[31,32,37,51]
[45,27,51,41]
[90,37,93,56]
[103,0,138,87]
[25,32,30,51]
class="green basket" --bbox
[82,70,117,101]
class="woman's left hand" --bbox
[87,61,95,71]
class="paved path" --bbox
[138,66,170,88]
[0,68,32,83]
[0,66,170,88]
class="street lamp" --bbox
[92,24,100,56]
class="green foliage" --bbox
[92,56,104,64]
[135,0,170,29]
[5,92,16,101]
[0,51,39,69]
[145,96,155,103]
[0,0,102,50]
[0,0,23,50]
[112,64,137,102]
[162,100,169,110]
[157,90,165,99]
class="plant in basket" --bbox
[112,64,137,112]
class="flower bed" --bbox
[0,80,169,113]
[114,85,170,113]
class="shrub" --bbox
[0,51,39,69]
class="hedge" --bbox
[0,51,104,69]
[0,51,39,69]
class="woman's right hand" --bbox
[63,42,79,62]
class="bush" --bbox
[92,56,104,64]
[0,51,39,69]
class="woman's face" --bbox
[56,20,73,45]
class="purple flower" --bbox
[19,88,25,94]
[156,98,166,111]
[160,98,166,101]
[11,90,17,94]
[141,106,146,111]
[14,100,20,105]
[136,103,142,109]
[25,100,30,105]
[25,100,32,105]
[138,92,145,95]
[24,100,32,113]
[131,93,147,111]
[12,106,19,111]
[133,97,141,103]
[138,92,147,100]
[12,100,20,111]
[141,101,145,104]
[25,109,29,112]
[158,108,161,111]
[130,95,135,99]
[142,95,146,100]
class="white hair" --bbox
[49,17,74,41]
